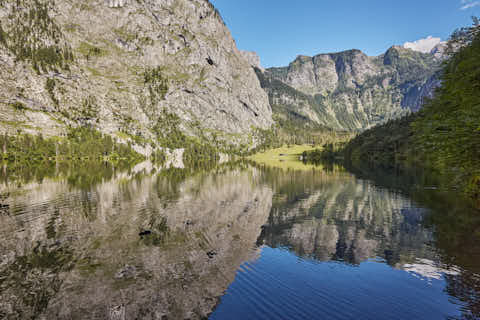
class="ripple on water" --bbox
[0,162,479,319]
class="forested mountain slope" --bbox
[342,20,480,200]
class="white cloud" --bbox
[460,0,480,10]
[403,36,443,53]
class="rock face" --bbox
[259,46,442,131]
[0,0,273,151]
[430,42,448,60]
[240,50,265,72]
[108,0,126,8]
[402,72,442,112]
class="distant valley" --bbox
[0,0,453,161]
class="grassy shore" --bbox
[248,145,320,170]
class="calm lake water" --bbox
[0,161,479,319]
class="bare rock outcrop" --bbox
[0,0,273,152]
[240,50,265,72]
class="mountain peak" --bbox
[240,50,265,72]
[294,54,313,61]
[313,48,365,57]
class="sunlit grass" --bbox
[250,144,316,161]
[248,145,321,171]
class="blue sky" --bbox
[210,0,480,67]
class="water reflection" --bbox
[0,161,479,319]
[343,163,480,320]
[0,161,272,319]
[209,164,478,320]
[257,165,435,266]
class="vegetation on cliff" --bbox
[1,127,143,162]
[0,0,74,73]
[339,19,480,200]
[252,67,353,152]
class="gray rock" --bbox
[0,0,273,154]
[115,265,137,279]
[260,46,442,131]
[240,50,265,72]
[108,0,126,8]
[430,42,448,60]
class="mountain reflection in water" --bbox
[0,161,479,319]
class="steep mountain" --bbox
[0,0,273,155]
[257,46,443,131]
[342,24,480,200]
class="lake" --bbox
[0,160,479,319]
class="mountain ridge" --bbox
[256,44,444,131]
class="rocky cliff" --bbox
[259,46,443,131]
[240,50,264,72]
[0,0,273,155]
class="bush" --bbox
[1,127,143,162]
